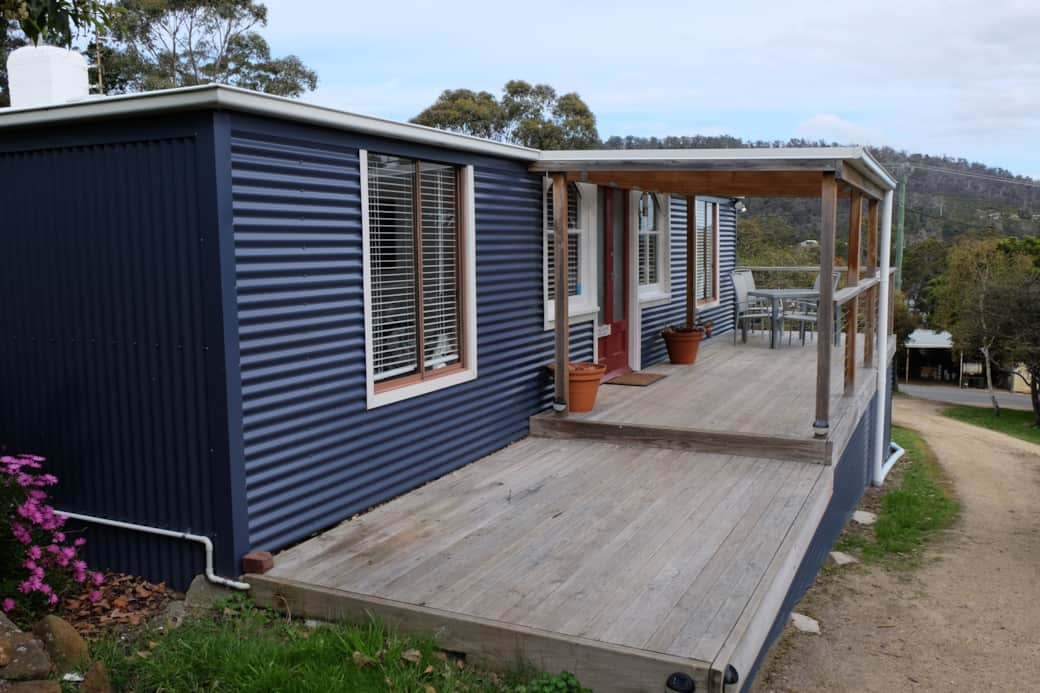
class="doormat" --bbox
[605,372,666,387]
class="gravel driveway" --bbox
[753,396,1040,692]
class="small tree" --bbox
[934,238,1032,416]
[413,80,600,149]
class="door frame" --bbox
[598,188,631,377]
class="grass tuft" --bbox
[87,593,572,692]
[835,426,959,563]
[942,405,1040,446]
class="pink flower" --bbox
[54,532,65,543]
[1,598,14,612]
[92,572,104,586]
[88,590,101,603]
[73,537,86,547]
[27,546,42,560]
[47,594,58,605]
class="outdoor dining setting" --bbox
[732,267,844,349]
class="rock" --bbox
[32,615,88,674]
[184,574,232,610]
[852,510,877,526]
[790,612,820,634]
[160,599,187,630]
[82,660,113,693]
[0,612,19,636]
[0,632,52,680]
[5,681,62,693]
[829,550,860,566]
[0,637,11,667]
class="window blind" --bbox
[638,193,661,286]
[695,201,717,302]
[545,181,581,300]
[368,153,462,384]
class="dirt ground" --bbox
[752,396,1040,692]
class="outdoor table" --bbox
[748,288,819,349]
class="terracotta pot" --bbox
[661,327,705,365]
[548,361,607,413]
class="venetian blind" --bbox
[545,181,581,299]
[695,201,717,301]
[638,193,661,286]
[368,154,462,383]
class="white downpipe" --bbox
[872,189,895,486]
[880,441,906,481]
[56,510,250,590]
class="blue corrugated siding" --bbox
[0,118,236,589]
[228,115,592,553]
[640,197,737,366]
[741,394,877,691]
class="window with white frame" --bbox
[544,180,595,322]
[363,151,476,407]
[695,199,720,304]
[636,192,669,300]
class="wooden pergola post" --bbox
[685,196,696,327]
[844,190,862,394]
[863,199,879,367]
[815,173,838,436]
[552,173,570,412]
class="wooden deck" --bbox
[246,334,890,692]
[250,437,829,692]
[532,333,880,464]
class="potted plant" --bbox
[661,323,706,365]
[547,361,607,412]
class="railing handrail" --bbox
[735,265,849,273]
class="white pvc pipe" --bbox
[56,510,250,590]
[872,189,895,486]
[880,441,906,481]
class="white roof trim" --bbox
[906,329,953,350]
[0,83,896,189]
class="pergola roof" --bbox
[531,147,897,200]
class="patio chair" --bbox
[785,271,841,346]
[731,270,773,344]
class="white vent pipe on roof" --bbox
[7,45,90,109]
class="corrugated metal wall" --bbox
[228,114,592,553]
[0,118,237,588]
[640,197,738,366]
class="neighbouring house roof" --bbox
[0,83,897,193]
[906,329,953,350]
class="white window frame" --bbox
[695,198,722,310]
[632,190,671,306]
[543,179,597,329]
[360,150,478,409]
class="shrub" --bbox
[1,453,102,624]
[515,671,592,693]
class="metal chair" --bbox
[785,272,840,346]
[731,271,773,344]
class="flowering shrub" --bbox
[1,454,102,623]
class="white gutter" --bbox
[872,189,895,486]
[55,510,250,590]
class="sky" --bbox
[259,0,1040,180]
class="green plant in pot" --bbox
[661,321,706,364]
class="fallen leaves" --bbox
[400,648,422,664]
[352,651,375,668]
[61,571,178,638]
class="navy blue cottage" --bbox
[1,86,743,587]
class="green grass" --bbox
[835,426,959,563]
[942,405,1040,446]
[87,594,586,693]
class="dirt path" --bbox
[753,396,1040,692]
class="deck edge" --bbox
[246,573,714,693]
[530,414,830,464]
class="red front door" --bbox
[599,189,629,377]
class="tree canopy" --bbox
[96,0,317,96]
[412,80,599,150]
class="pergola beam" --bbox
[863,199,879,367]
[844,190,863,395]
[563,170,829,198]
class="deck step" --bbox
[529,414,831,464]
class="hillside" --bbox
[602,136,1040,243]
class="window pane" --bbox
[546,233,580,299]
[368,154,418,381]
[638,193,657,232]
[420,163,460,371]
[695,201,716,301]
